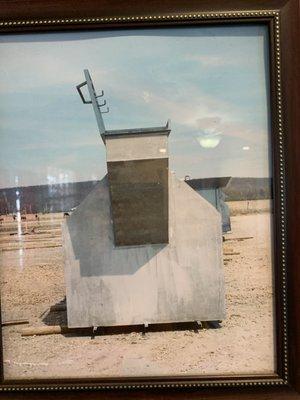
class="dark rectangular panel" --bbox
[107,158,169,246]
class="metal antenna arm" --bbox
[77,69,107,139]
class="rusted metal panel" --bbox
[107,158,169,246]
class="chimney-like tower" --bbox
[76,70,171,247]
[104,124,170,246]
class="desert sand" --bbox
[0,200,275,379]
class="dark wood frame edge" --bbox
[0,0,298,399]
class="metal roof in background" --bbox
[185,177,232,190]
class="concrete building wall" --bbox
[105,134,168,162]
[63,172,225,328]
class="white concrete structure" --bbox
[63,171,225,328]
[105,130,169,162]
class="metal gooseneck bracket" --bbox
[76,69,109,143]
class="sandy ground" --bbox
[0,200,275,380]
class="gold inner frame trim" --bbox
[0,10,279,26]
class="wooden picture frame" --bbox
[0,0,299,399]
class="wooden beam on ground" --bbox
[21,325,92,336]
[2,319,29,327]
[224,236,253,242]
[21,325,67,336]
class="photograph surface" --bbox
[0,25,275,379]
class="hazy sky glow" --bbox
[0,25,271,188]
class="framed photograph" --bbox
[0,0,299,399]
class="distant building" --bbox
[184,176,232,233]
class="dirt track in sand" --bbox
[0,200,275,379]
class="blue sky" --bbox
[0,25,271,188]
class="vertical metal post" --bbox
[76,70,109,142]
[83,69,106,136]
